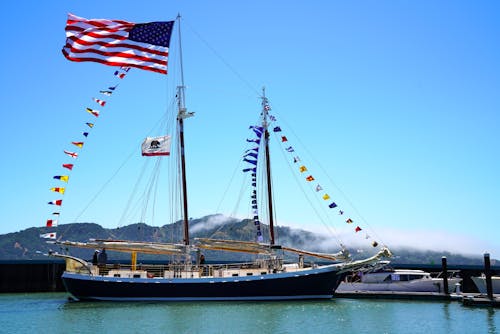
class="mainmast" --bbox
[176,14,190,246]
[261,88,275,245]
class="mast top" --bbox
[260,87,271,129]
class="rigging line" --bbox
[150,159,162,227]
[69,147,137,226]
[209,152,248,237]
[140,160,157,218]
[271,131,345,248]
[120,194,144,229]
[140,158,163,223]
[117,158,151,227]
[210,169,247,238]
[215,149,248,215]
[230,173,248,220]
[167,143,179,244]
[182,18,260,97]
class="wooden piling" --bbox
[484,253,493,300]
[442,256,449,295]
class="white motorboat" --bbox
[336,261,461,294]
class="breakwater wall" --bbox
[0,260,66,293]
[0,260,498,293]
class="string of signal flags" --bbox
[42,67,131,240]
[242,106,379,248]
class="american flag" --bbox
[62,14,174,75]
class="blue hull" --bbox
[62,265,341,301]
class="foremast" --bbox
[260,88,275,246]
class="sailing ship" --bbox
[48,14,390,301]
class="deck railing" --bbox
[92,260,289,278]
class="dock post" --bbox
[441,256,449,295]
[484,253,493,300]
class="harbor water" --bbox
[0,293,498,334]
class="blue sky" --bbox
[0,1,498,257]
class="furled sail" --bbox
[195,238,274,255]
[280,246,351,261]
[52,239,190,255]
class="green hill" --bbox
[0,214,488,265]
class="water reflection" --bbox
[487,307,497,334]
[9,293,500,334]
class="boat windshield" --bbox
[384,274,427,282]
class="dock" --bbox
[334,291,500,307]
[334,291,461,301]
[462,294,500,307]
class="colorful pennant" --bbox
[46,219,58,227]
[86,107,99,117]
[53,175,69,182]
[93,98,106,106]
[271,116,381,249]
[63,150,78,159]
[50,187,65,194]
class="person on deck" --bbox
[92,250,99,265]
[97,248,107,265]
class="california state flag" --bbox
[141,135,171,156]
